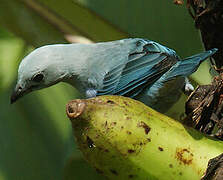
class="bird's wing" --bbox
[96,40,178,98]
[161,48,218,82]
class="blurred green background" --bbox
[0,0,213,179]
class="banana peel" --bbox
[66,95,223,180]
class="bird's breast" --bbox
[135,77,185,113]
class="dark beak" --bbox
[11,87,21,104]
[10,92,17,104]
[10,85,29,104]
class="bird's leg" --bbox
[183,78,194,96]
[85,88,98,98]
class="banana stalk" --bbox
[66,96,223,180]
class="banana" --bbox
[66,96,223,180]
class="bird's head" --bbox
[11,45,68,104]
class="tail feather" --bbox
[163,48,218,81]
[182,48,217,63]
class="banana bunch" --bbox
[66,96,223,180]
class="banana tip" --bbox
[66,99,86,119]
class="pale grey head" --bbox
[11,45,72,103]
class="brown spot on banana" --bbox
[176,148,193,165]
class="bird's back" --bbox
[83,38,179,98]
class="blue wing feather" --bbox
[162,48,218,82]
[97,39,178,97]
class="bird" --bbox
[10,38,217,113]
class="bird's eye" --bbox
[32,73,44,82]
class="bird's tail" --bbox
[163,48,218,81]
[182,48,217,64]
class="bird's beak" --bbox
[10,84,30,104]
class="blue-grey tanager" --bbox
[11,38,217,113]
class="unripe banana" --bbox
[66,96,223,180]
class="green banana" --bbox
[66,96,223,180]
